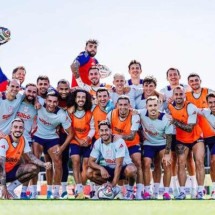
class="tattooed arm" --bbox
[71,60,80,79]
[0,156,6,186]
[24,152,51,169]
[171,120,194,132]
[165,134,172,154]
[122,131,137,141]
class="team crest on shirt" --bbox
[8,106,13,114]
[106,149,113,158]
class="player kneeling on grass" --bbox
[87,120,137,199]
[0,118,51,199]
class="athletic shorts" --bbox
[103,165,127,181]
[171,135,177,152]
[204,136,215,155]
[6,165,20,182]
[176,138,203,151]
[143,145,166,159]
[70,143,92,158]
[33,136,60,154]
[128,145,141,156]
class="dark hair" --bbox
[187,73,200,81]
[128,60,142,70]
[98,120,111,129]
[96,87,110,97]
[173,86,185,94]
[57,79,70,87]
[12,66,26,75]
[67,89,92,111]
[46,89,59,98]
[37,75,50,84]
[206,93,215,102]
[86,39,99,46]
[117,95,130,104]
[143,76,157,87]
[25,83,37,88]
[166,68,180,78]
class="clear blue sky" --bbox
[1,0,215,89]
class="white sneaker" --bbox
[124,190,135,200]
[29,192,38,199]
[211,191,215,200]
[173,188,180,198]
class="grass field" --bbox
[1,199,215,215]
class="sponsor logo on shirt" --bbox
[17,112,31,120]
[39,117,52,126]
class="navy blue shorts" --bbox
[70,143,91,158]
[103,165,127,181]
[143,145,166,159]
[171,135,177,152]
[204,136,215,155]
[33,136,60,154]
[6,165,19,182]
[176,138,203,150]
[128,145,141,156]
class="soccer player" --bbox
[160,68,195,198]
[31,90,73,199]
[16,83,38,199]
[12,66,26,88]
[71,39,99,87]
[0,118,51,199]
[73,65,112,101]
[198,93,215,199]
[168,86,205,200]
[92,88,114,141]
[67,89,95,199]
[138,96,173,200]
[126,60,144,89]
[110,73,137,108]
[56,79,72,199]
[107,95,143,199]
[87,120,137,199]
[0,79,23,138]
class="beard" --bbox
[25,96,35,104]
[88,51,96,57]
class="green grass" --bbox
[1,200,215,215]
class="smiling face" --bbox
[146,98,159,118]
[75,91,87,110]
[113,75,126,91]
[37,79,50,97]
[45,95,59,113]
[97,90,109,108]
[129,63,142,79]
[207,96,215,113]
[12,68,26,85]
[188,75,201,91]
[117,98,130,119]
[7,79,20,98]
[173,87,185,105]
[25,85,37,103]
[88,68,100,86]
[11,120,24,139]
[99,124,112,143]
[57,82,70,99]
[143,82,156,97]
[167,69,181,86]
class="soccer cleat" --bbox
[196,191,205,200]
[60,191,68,199]
[75,192,86,199]
[163,192,171,200]
[47,191,54,199]
[115,191,124,200]
[175,192,186,200]
[29,192,38,199]
[211,191,215,200]
[20,192,30,200]
[142,192,152,200]
[7,190,18,199]
[124,190,135,200]
[53,194,60,199]
[191,188,197,199]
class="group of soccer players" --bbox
[0,39,215,200]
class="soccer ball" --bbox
[0,27,11,45]
[97,183,115,200]
[97,65,112,79]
